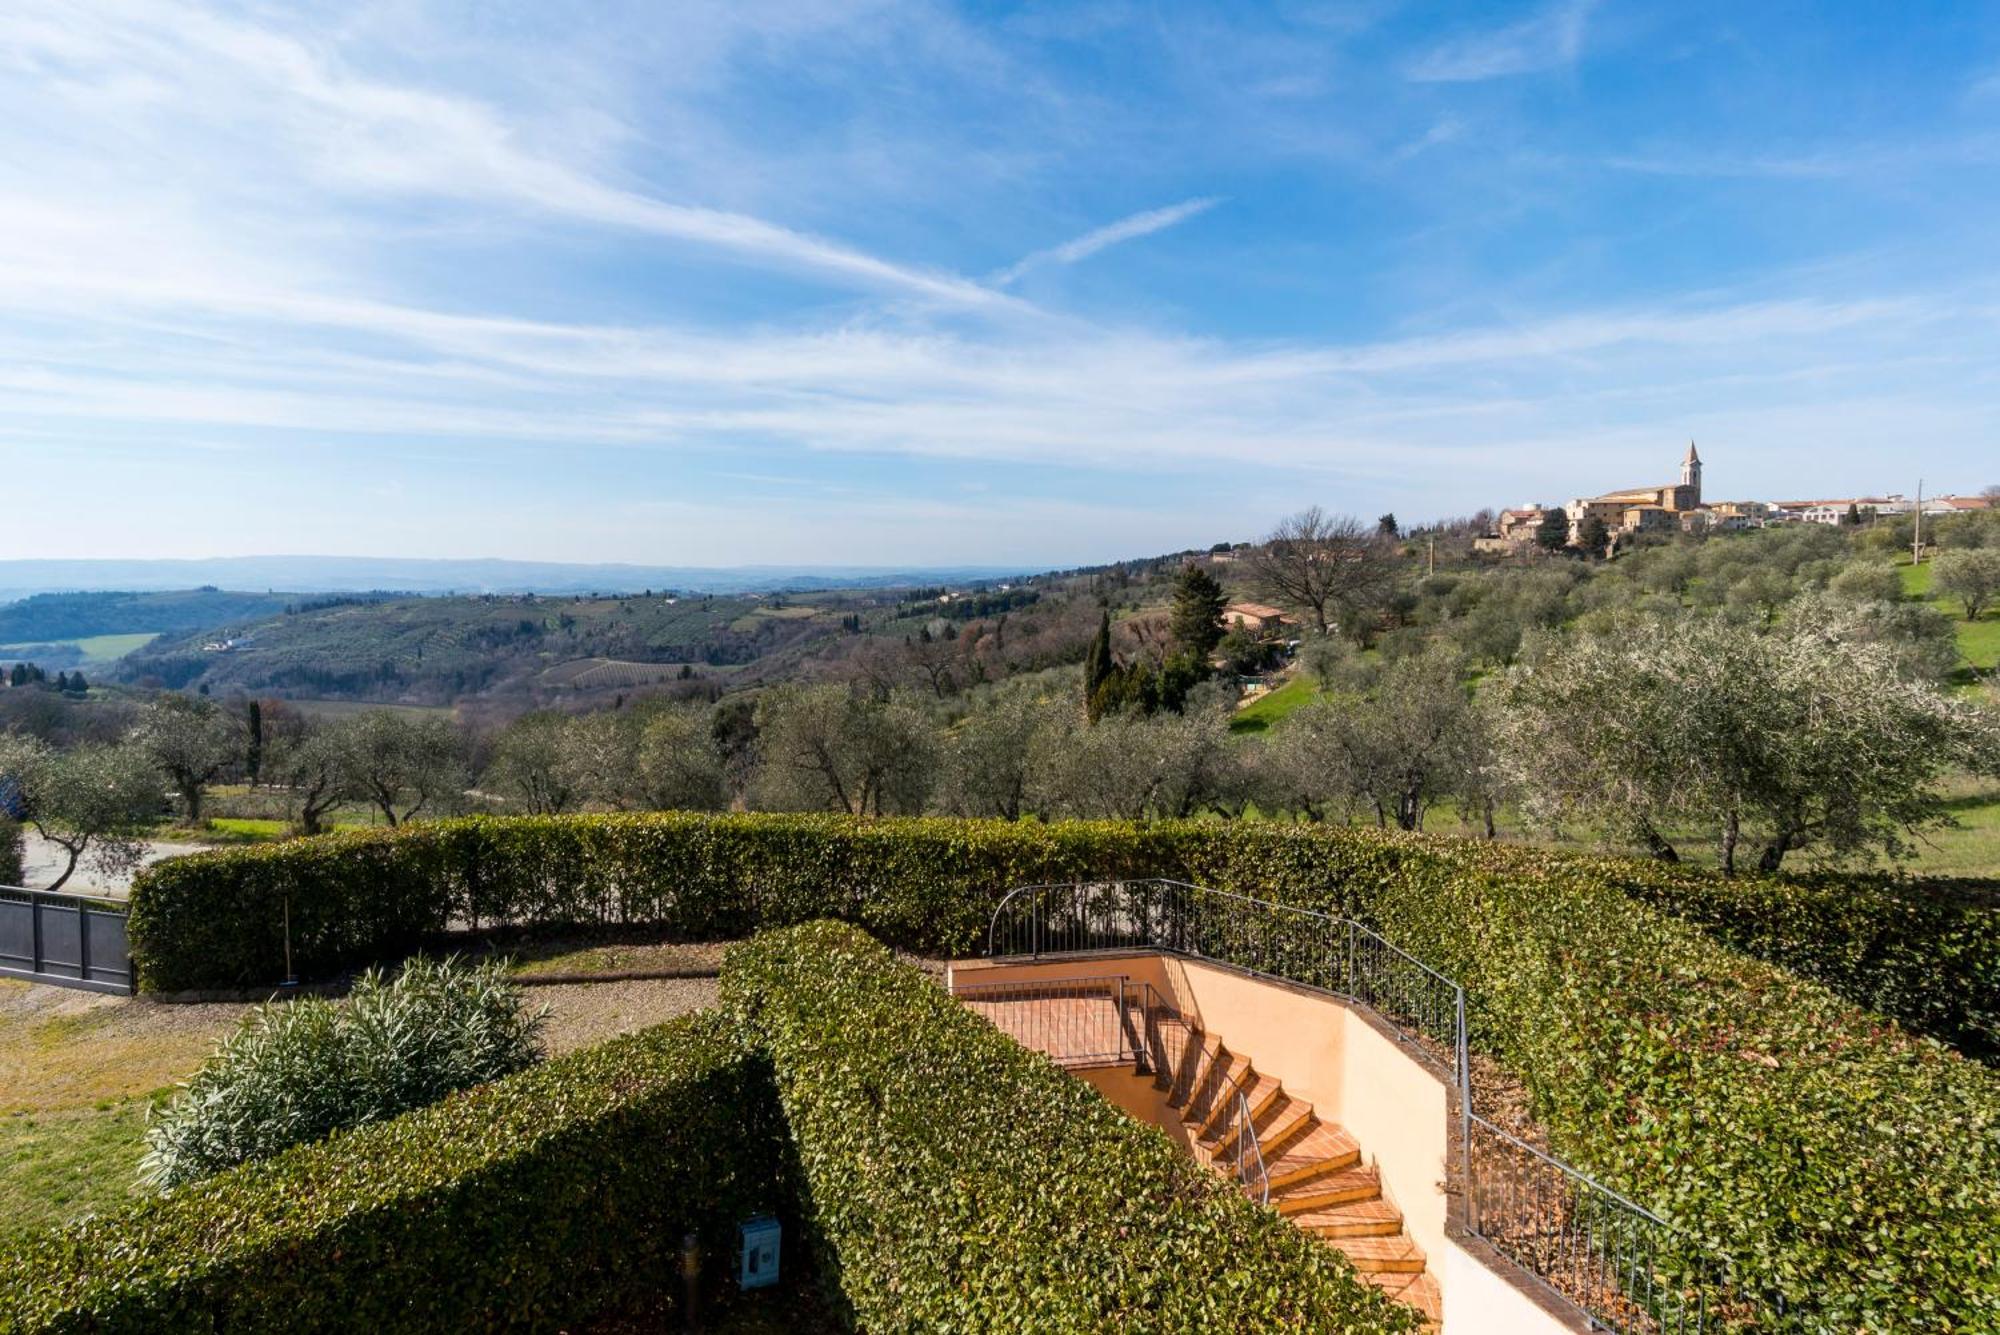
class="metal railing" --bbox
[0,884,134,995]
[948,975,1139,1068]
[949,971,1272,1206]
[985,878,1756,1335]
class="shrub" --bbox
[1602,863,1998,1059]
[0,1013,787,1332]
[128,815,2000,1327]
[142,955,547,1187]
[721,920,1417,1332]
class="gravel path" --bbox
[2,969,727,1112]
[12,834,207,898]
[534,977,722,1055]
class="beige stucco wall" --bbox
[1443,1235,1580,1334]
[953,953,1451,1270]
[954,951,1577,1333]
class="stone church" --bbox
[1564,443,1702,543]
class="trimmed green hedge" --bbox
[129,814,1999,1061]
[1604,864,1998,1060]
[127,815,2000,1328]
[0,1012,788,1333]
[721,920,1417,1332]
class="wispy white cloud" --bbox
[993,197,1222,284]
[1405,0,1595,83]
[0,0,1012,309]
[1390,118,1465,162]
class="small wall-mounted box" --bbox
[738,1216,780,1290]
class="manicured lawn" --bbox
[0,981,239,1239]
[1230,675,1317,734]
[0,1102,152,1237]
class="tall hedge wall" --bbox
[127,813,1999,1059]
[0,1012,788,1333]
[127,814,2000,1328]
[721,920,1417,1332]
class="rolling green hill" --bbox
[119,591,853,703]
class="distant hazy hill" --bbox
[0,556,1028,601]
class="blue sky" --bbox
[2,0,1997,567]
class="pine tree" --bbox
[1535,508,1570,552]
[1168,564,1229,657]
[1577,513,1610,558]
[64,670,87,695]
[1377,513,1399,538]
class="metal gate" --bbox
[0,885,135,995]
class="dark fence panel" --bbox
[0,886,134,994]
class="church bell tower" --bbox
[1680,441,1702,507]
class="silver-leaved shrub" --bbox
[142,955,546,1188]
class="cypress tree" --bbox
[245,699,264,786]
[1083,610,1113,721]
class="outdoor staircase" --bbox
[954,978,1442,1325]
[1137,1004,1443,1325]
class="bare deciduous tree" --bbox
[1245,507,1401,638]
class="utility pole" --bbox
[1427,536,1436,577]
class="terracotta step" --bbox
[1265,1122,1362,1188]
[1334,1234,1428,1275]
[1273,1164,1380,1215]
[1256,1095,1317,1155]
[1289,1195,1404,1239]
[1162,1034,1227,1108]
[1361,1271,1443,1327]
[1196,1072,1279,1144]
[1181,1051,1251,1126]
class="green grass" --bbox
[167,817,379,844]
[0,632,158,664]
[0,1102,153,1239]
[1229,675,1317,734]
[1956,615,2000,673]
[1897,556,1997,682]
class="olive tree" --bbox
[268,726,351,836]
[935,687,1068,820]
[1027,691,1241,820]
[1933,548,2000,622]
[487,712,598,815]
[1265,647,1494,831]
[751,685,936,815]
[632,706,727,812]
[134,695,240,825]
[332,711,466,827]
[0,736,160,892]
[1498,606,1999,872]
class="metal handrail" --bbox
[1127,980,1269,1206]
[949,974,1139,1069]
[986,878,1751,1335]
